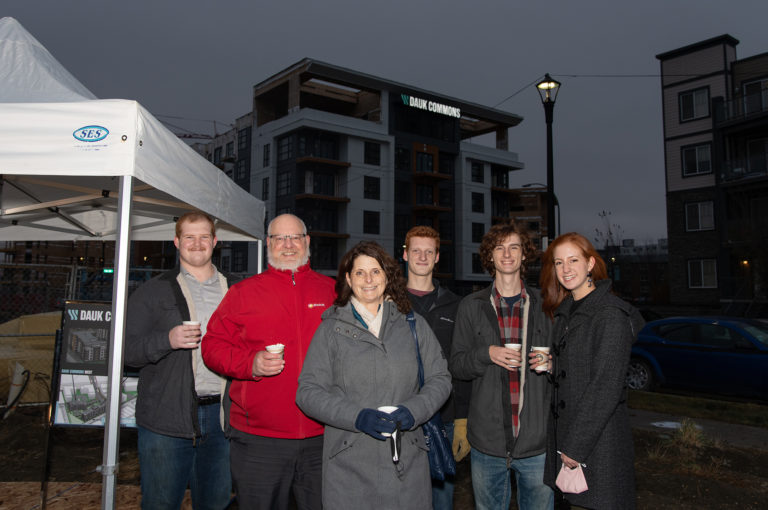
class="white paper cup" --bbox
[504,343,522,367]
[182,321,200,327]
[377,405,398,436]
[266,343,285,357]
[532,346,550,372]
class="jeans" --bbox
[471,449,553,510]
[137,402,231,510]
[431,421,455,510]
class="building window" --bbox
[276,172,292,197]
[263,143,271,167]
[277,136,292,162]
[395,180,411,205]
[679,87,709,122]
[395,214,410,246]
[747,138,768,173]
[416,152,433,173]
[438,182,453,207]
[237,128,250,151]
[471,161,484,183]
[472,192,485,213]
[416,185,433,206]
[472,222,484,243]
[363,211,380,235]
[297,130,338,159]
[303,206,338,232]
[364,141,381,166]
[225,142,234,158]
[236,159,247,181]
[262,177,269,201]
[688,259,717,288]
[233,250,245,273]
[439,152,455,176]
[395,147,410,171]
[213,147,222,165]
[682,144,711,176]
[364,175,380,200]
[311,237,338,271]
[685,201,714,231]
[312,173,335,196]
[472,253,484,274]
[744,78,768,115]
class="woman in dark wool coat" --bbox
[539,233,644,510]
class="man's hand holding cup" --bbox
[169,321,201,350]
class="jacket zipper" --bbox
[293,270,303,437]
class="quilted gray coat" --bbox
[543,279,644,510]
[297,301,451,510]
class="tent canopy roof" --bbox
[0,17,263,241]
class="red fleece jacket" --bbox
[202,263,335,438]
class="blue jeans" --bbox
[431,421,455,510]
[138,402,231,510]
[471,449,553,510]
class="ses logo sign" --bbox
[73,125,109,142]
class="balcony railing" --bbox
[716,90,768,124]
[720,157,768,182]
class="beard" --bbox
[268,246,311,271]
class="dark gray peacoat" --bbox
[543,279,644,510]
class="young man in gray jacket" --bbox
[450,221,553,510]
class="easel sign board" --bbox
[53,300,137,427]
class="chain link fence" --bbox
[0,263,169,408]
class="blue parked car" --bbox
[627,316,768,400]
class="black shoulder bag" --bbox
[406,312,456,481]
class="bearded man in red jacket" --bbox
[203,213,335,510]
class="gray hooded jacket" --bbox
[297,301,451,510]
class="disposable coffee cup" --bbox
[532,346,550,372]
[183,321,200,327]
[377,406,398,437]
[504,343,522,368]
[266,343,285,358]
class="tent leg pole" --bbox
[257,238,263,273]
[101,175,133,510]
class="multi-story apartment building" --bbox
[657,35,768,315]
[201,59,527,290]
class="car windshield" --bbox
[739,321,768,347]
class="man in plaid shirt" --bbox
[450,221,553,510]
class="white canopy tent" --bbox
[0,17,264,508]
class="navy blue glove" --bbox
[355,408,396,440]
[390,406,415,430]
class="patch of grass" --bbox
[628,390,768,429]
[673,418,707,449]
[645,441,668,461]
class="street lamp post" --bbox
[536,74,561,245]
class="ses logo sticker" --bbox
[73,125,109,142]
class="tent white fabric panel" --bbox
[0,99,263,240]
[0,16,263,242]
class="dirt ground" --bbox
[2,405,768,509]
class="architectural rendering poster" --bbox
[54,301,137,427]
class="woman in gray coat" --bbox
[540,233,644,510]
[297,241,451,510]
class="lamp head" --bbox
[536,73,561,103]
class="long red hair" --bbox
[540,232,608,319]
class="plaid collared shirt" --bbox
[493,282,527,437]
